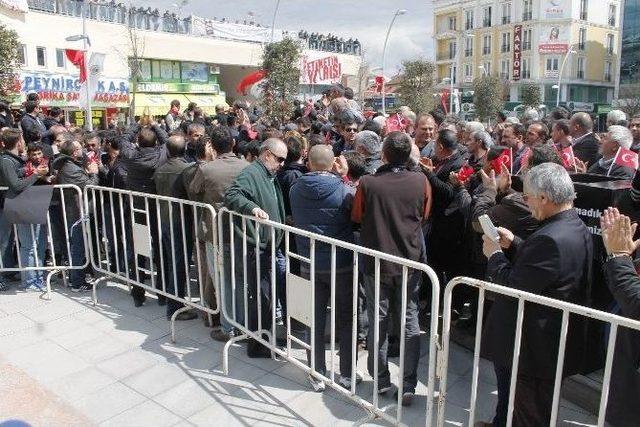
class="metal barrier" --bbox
[83,185,220,341]
[0,184,90,300]
[216,207,441,426]
[436,276,640,427]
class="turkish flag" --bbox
[613,147,639,171]
[374,76,384,93]
[517,147,532,174]
[386,113,407,133]
[236,70,266,96]
[458,165,475,182]
[490,148,512,175]
[65,49,86,82]
[557,145,577,171]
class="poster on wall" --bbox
[181,62,209,83]
[543,0,568,20]
[539,25,569,54]
[300,51,343,85]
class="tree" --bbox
[0,23,20,98]
[125,24,145,123]
[473,75,505,122]
[521,83,541,110]
[617,84,640,118]
[260,38,302,123]
[397,59,436,114]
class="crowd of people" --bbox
[298,31,362,56]
[0,84,639,425]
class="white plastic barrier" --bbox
[436,276,640,427]
[216,207,441,426]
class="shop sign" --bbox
[513,25,522,81]
[136,81,220,94]
[19,72,129,107]
[300,51,343,85]
[543,0,568,20]
[567,101,595,112]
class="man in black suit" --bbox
[570,112,599,167]
[478,162,592,427]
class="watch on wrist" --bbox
[605,252,631,262]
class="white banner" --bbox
[191,17,282,43]
[543,0,568,20]
[299,51,343,85]
[539,25,569,54]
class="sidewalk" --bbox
[0,280,598,426]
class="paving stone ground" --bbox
[0,279,598,426]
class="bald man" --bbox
[289,145,358,391]
[570,112,599,167]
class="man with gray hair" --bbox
[354,130,383,174]
[479,162,591,427]
[468,130,493,168]
[587,125,636,178]
[463,121,485,146]
[607,109,627,128]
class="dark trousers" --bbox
[302,268,354,378]
[492,364,555,427]
[163,208,195,316]
[242,246,273,355]
[364,270,421,392]
[130,196,162,302]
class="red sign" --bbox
[513,25,522,81]
[301,55,342,85]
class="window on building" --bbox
[465,36,473,57]
[577,57,585,79]
[502,3,512,24]
[36,47,46,67]
[501,59,511,79]
[578,28,587,51]
[608,4,617,26]
[501,32,511,53]
[546,57,559,72]
[55,48,65,68]
[523,0,533,21]
[451,64,457,84]
[483,34,492,55]
[17,44,26,66]
[522,57,531,79]
[483,61,491,76]
[449,41,457,59]
[465,9,474,30]
[522,28,532,51]
[580,0,588,21]
[464,63,472,80]
[448,16,457,31]
[606,34,614,55]
[483,6,492,27]
[605,61,612,82]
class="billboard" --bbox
[539,25,569,54]
[543,0,568,20]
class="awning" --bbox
[133,94,190,116]
[184,94,228,115]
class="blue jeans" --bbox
[16,223,46,286]
[68,221,87,288]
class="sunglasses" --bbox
[269,149,286,164]
[344,128,358,133]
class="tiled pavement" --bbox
[0,279,598,426]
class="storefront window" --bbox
[181,62,209,83]
[139,59,152,80]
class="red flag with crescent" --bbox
[613,147,639,171]
[236,70,266,96]
[457,165,475,183]
[65,49,86,82]
[556,145,577,172]
[386,113,407,133]
[517,147,532,174]
[490,148,512,175]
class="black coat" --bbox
[572,132,600,167]
[118,124,169,194]
[484,209,592,379]
[277,162,307,217]
[603,256,640,427]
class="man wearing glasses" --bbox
[224,138,288,358]
[332,111,360,156]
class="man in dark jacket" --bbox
[480,163,592,427]
[224,138,287,357]
[0,129,49,291]
[52,138,99,292]
[587,125,636,179]
[354,130,382,175]
[20,101,51,145]
[277,135,307,220]
[290,144,356,392]
[570,112,600,167]
[351,131,432,405]
[600,207,640,427]
[119,122,170,307]
[153,135,197,321]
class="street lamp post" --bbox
[270,0,281,43]
[381,9,407,116]
[81,3,93,131]
[448,33,474,115]
[556,46,576,107]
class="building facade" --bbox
[0,1,362,127]
[433,0,622,113]
[621,0,640,86]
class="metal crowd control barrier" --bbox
[0,184,90,300]
[436,276,640,427]
[216,208,441,426]
[83,185,220,341]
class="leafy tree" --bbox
[521,83,542,109]
[617,85,640,118]
[0,23,20,98]
[260,38,302,123]
[397,59,436,114]
[472,75,505,122]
